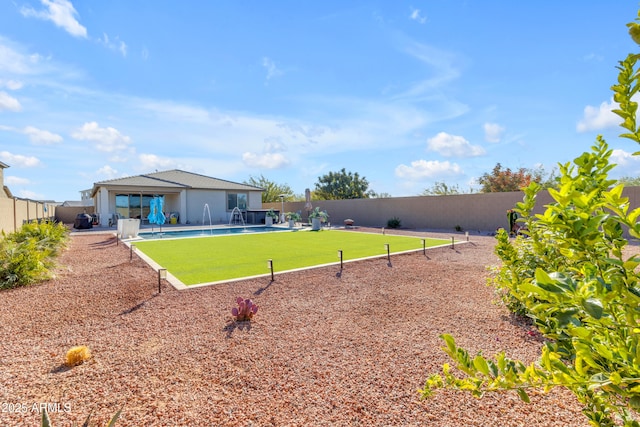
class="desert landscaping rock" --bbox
[0,229,589,426]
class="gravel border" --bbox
[0,228,589,426]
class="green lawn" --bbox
[133,229,450,285]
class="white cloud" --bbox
[138,154,176,171]
[23,126,63,144]
[71,122,132,152]
[242,152,290,169]
[20,0,87,38]
[96,165,119,178]
[410,8,427,24]
[98,33,127,57]
[610,149,640,174]
[0,91,22,111]
[576,98,621,132]
[0,79,23,90]
[394,41,461,99]
[0,37,57,77]
[395,159,462,180]
[0,151,41,167]
[583,53,604,62]
[427,132,485,157]
[262,57,283,81]
[17,189,44,199]
[483,122,505,143]
[5,176,30,185]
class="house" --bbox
[0,161,12,198]
[90,170,264,226]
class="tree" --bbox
[619,175,640,186]
[421,181,462,196]
[314,168,371,200]
[369,191,393,198]
[477,163,548,192]
[244,175,295,203]
[421,11,640,426]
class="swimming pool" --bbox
[137,226,293,240]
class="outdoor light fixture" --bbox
[465,231,469,241]
[267,259,274,281]
[451,237,455,249]
[130,244,136,261]
[384,243,390,262]
[158,269,167,293]
[421,239,426,256]
[338,250,343,270]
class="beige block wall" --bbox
[265,187,638,233]
[0,198,57,234]
[55,206,95,225]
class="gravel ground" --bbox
[0,228,589,426]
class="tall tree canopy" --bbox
[314,168,371,200]
[477,163,545,192]
[244,175,295,203]
[421,181,464,196]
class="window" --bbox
[116,194,162,219]
[227,193,247,210]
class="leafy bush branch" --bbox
[421,10,640,427]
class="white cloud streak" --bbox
[242,152,290,169]
[395,159,462,180]
[5,176,31,185]
[410,8,427,24]
[23,126,63,144]
[98,33,128,57]
[483,122,505,143]
[20,0,87,38]
[0,91,21,111]
[262,57,283,81]
[0,79,24,90]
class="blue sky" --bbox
[1,1,639,202]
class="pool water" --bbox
[137,226,292,240]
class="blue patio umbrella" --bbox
[148,196,166,231]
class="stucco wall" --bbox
[55,206,95,225]
[265,187,640,233]
[0,198,57,234]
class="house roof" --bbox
[92,169,263,196]
[0,161,9,169]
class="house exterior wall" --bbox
[184,189,227,225]
[183,190,263,224]
[0,167,6,198]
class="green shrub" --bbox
[387,217,401,228]
[421,10,640,426]
[0,221,68,290]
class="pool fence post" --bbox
[267,259,274,281]
[158,269,166,293]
